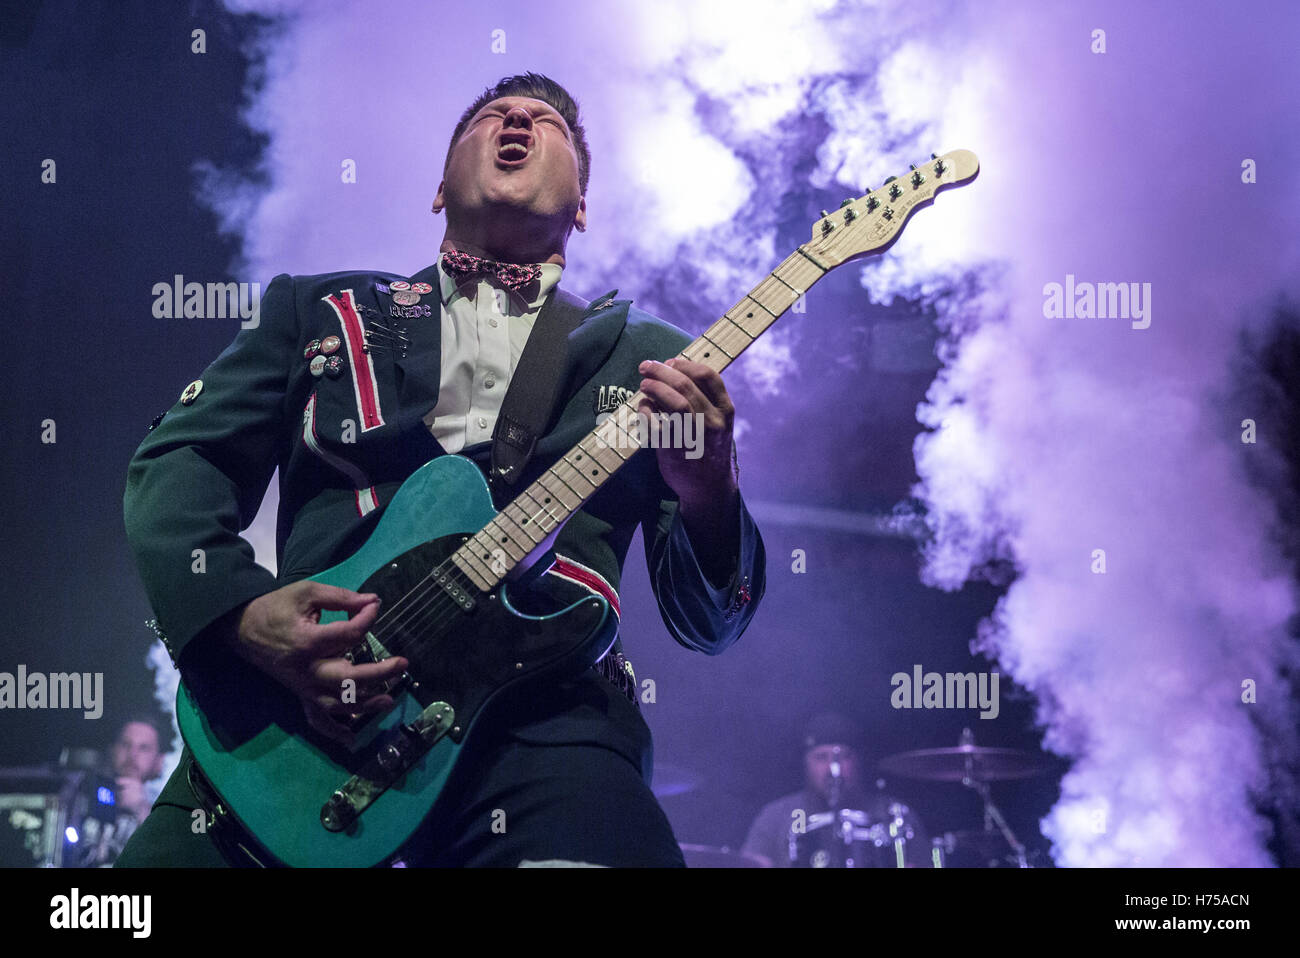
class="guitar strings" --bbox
[365,523,531,659]
[353,254,825,663]
[364,515,520,647]
[367,557,476,657]
[379,562,476,648]
[361,463,595,654]
[366,438,628,652]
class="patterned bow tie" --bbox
[441,249,543,293]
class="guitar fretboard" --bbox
[446,247,829,593]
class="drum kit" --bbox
[784,803,924,869]
[678,728,1053,868]
[0,748,136,868]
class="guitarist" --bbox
[118,72,766,867]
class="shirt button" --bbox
[489,317,500,327]
[477,417,488,429]
[485,377,496,389]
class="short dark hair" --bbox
[444,72,590,195]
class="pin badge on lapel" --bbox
[179,379,203,405]
[357,303,411,356]
[358,288,417,356]
[589,290,620,312]
[385,279,432,309]
[362,321,410,357]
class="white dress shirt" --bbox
[423,253,563,453]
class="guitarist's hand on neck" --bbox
[637,357,742,589]
[228,581,409,744]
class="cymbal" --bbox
[878,745,1050,782]
[679,844,771,868]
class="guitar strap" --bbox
[489,287,590,490]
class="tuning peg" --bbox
[909,163,917,170]
[930,152,938,159]
[883,175,897,184]
[820,209,830,218]
[839,198,853,208]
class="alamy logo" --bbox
[0,665,102,719]
[593,384,704,458]
[50,889,151,938]
[1042,274,1151,329]
[596,410,704,459]
[151,274,260,328]
[890,664,999,719]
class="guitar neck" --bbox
[447,246,828,593]
[441,145,983,592]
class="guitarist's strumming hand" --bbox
[232,581,409,745]
[638,357,742,588]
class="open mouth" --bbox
[496,132,531,166]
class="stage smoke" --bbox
[203,0,1300,865]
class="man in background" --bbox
[68,717,167,866]
[109,717,165,822]
[743,713,929,868]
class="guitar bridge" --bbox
[320,701,456,833]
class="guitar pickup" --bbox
[434,568,476,612]
[319,701,455,833]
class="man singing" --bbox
[118,73,765,867]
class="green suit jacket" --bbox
[125,261,765,775]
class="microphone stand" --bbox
[828,748,849,866]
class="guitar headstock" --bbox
[804,149,979,268]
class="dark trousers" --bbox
[115,734,686,868]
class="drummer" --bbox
[742,713,930,867]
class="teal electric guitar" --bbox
[176,150,980,867]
